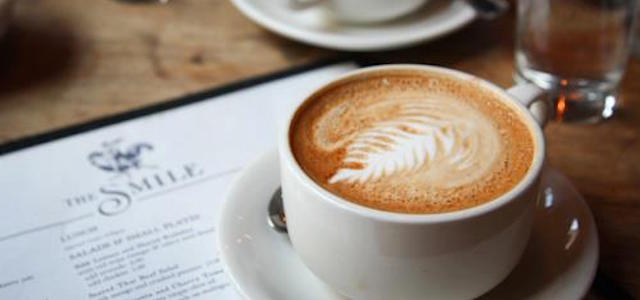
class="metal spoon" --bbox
[469,0,509,20]
[268,187,288,233]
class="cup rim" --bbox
[281,64,546,224]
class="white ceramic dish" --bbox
[218,150,599,300]
[229,0,477,51]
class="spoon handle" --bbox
[268,187,288,233]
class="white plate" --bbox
[218,150,599,300]
[229,0,477,51]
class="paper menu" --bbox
[0,62,357,300]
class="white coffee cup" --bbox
[279,65,547,300]
[289,0,428,23]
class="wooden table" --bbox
[1,0,638,298]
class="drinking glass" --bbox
[515,0,639,122]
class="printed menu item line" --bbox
[0,213,95,243]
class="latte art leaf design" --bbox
[328,101,480,184]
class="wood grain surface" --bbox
[1,0,638,298]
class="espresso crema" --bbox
[290,70,535,214]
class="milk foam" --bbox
[324,96,501,188]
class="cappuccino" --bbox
[290,69,535,214]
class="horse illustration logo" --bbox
[88,138,154,177]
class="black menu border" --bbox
[0,55,360,156]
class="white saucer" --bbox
[229,0,477,51]
[218,150,599,299]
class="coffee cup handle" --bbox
[288,0,325,9]
[507,83,548,127]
